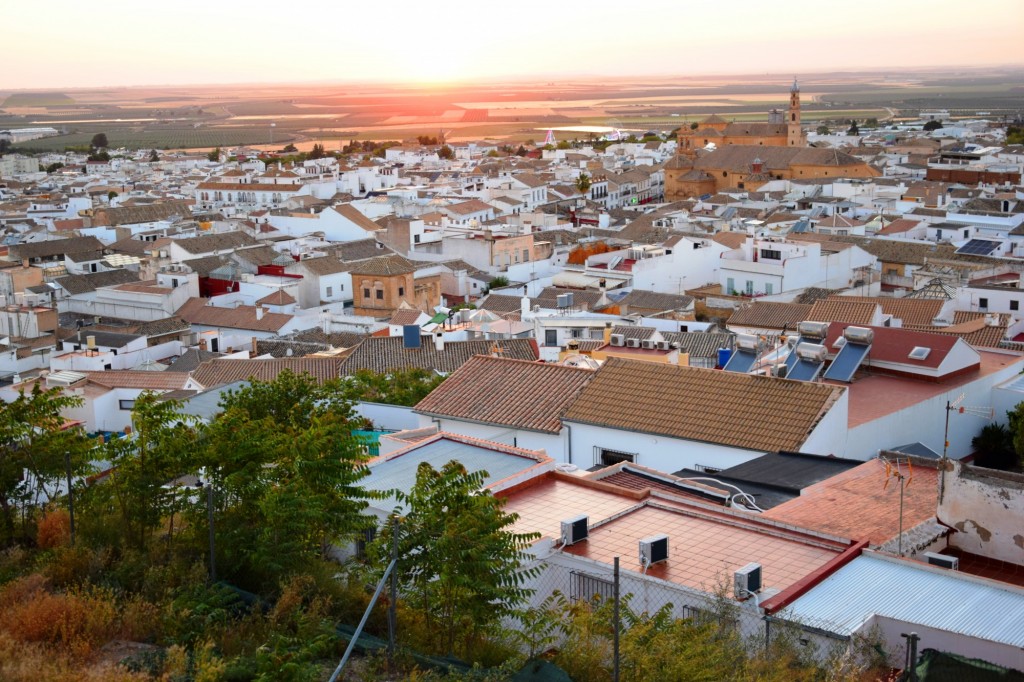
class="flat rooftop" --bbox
[842,349,1023,428]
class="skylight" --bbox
[908,346,931,360]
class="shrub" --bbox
[36,509,71,550]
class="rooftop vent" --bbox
[560,515,589,546]
[908,346,931,361]
[923,552,959,570]
[734,562,763,599]
[639,534,669,567]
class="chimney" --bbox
[521,295,530,318]
[86,335,96,351]
[256,306,264,320]
[434,330,445,352]
[603,322,613,345]
[200,338,207,351]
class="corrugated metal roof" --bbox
[364,437,544,513]
[779,553,1024,646]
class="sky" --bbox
[3,0,1023,90]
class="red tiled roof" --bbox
[563,357,844,453]
[414,356,595,434]
[176,297,292,332]
[822,322,966,371]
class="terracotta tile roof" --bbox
[618,289,693,313]
[256,290,296,306]
[694,145,871,173]
[176,297,293,332]
[587,462,731,504]
[762,458,939,545]
[728,301,812,331]
[563,357,844,453]
[174,231,258,255]
[478,293,526,314]
[340,337,538,375]
[83,370,192,391]
[196,181,302,192]
[713,232,748,249]
[660,331,735,359]
[807,299,879,325]
[444,198,496,215]
[414,356,596,434]
[10,236,104,260]
[89,200,191,227]
[333,204,383,233]
[190,357,345,389]
[828,295,944,327]
[55,269,140,295]
[388,308,425,326]
[347,254,417,277]
[610,325,656,341]
[876,219,920,236]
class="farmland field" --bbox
[1,92,75,107]
[3,67,1021,151]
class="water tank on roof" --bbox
[717,348,732,368]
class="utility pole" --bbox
[64,452,75,547]
[206,483,216,583]
[613,556,620,682]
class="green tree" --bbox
[374,460,540,656]
[45,162,64,173]
[282,143,298,153]
[438,144,455,160]
[308,143,325,160]
[847,121,860,135]
[90,132,108,149]
[87,151,110,162]
[0,384,91,543]
[972,423,1016,470]
[196,371,373,590]
[923,120,943,131]
[340,368,445,407]
[484,275,509,294]
[515,145,528,156]
[148,149,160,163]
[576,171,592,196]
[98,392,198,550]
[816,125,831,135]
[556,140,571,150]
[107,190,117,202]
[207,147,221,162]
[1006,126,1024,145]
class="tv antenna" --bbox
[942,393,994,460]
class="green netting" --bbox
[909,648,1024,682]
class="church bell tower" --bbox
[787,78,803,147]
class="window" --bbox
[693,463,722,474]
[544,329,558,346]
[375,289,384,300]
[571,328,583,339]
[745,280,754,295]
[570,571,615,603]
[963,229,970,238]
[363,288,371,298]
[326,286,333,297]
[171,278,179,288]
[979,297,989,310]
[726,277,735,294]
[119,399,135,411]
[522,249,529,262]
[765,283,773,295]
[414,234,421,243]
[760,249,782,260]
[1012,300,1019,311]
[599,448,635,466]
[398,286,405,296]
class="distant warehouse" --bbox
[0,127,60,143]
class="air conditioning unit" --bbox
[609,333,625,346]
[843,326,874,345]
[641,340,656,349]
[626,338,641,348]
[657,341,671,350]
[639,535,669,567]
[923,552,959,570]
[734,563,763,598]
[795,342,827,362]
[560,515,589,546]
[796,320,830,339]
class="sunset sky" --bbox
[3,0,1022,90]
